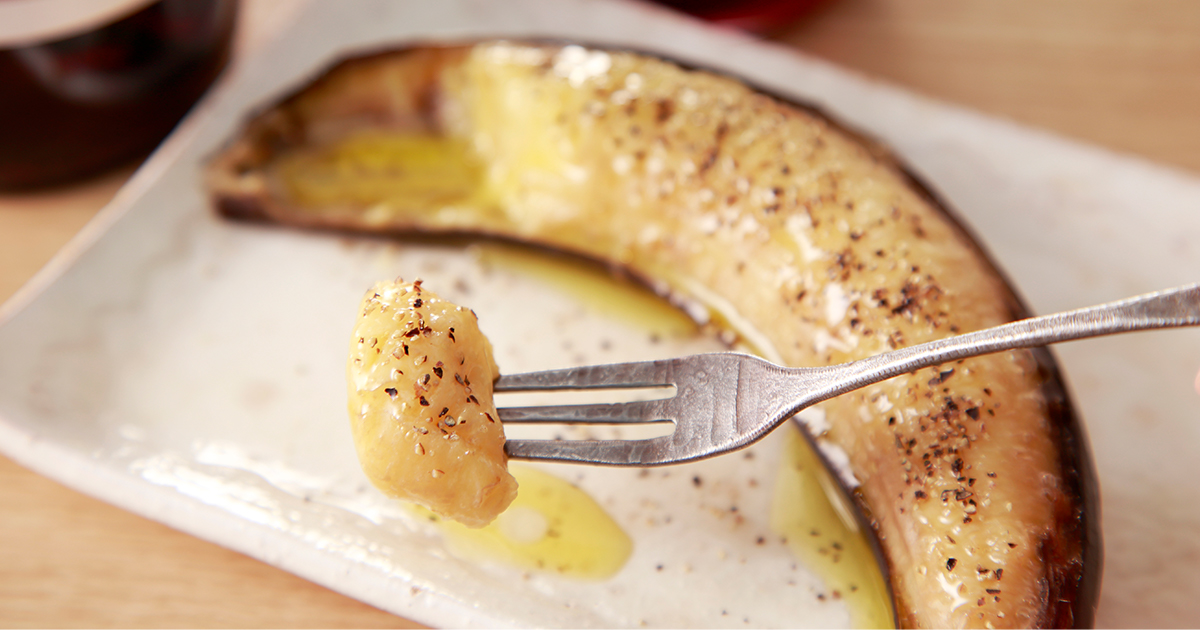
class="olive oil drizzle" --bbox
[771,426,895,628]
[423,465,633,579]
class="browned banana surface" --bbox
[207,42,1099,628]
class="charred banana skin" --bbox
[207,43,1099,628]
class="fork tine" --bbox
[498,399,671,424]
[505,436,674,465]
[493,358,678,391]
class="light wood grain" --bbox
[775,0,1200,173]
[2,0,1198,627]
[0,456,415,629]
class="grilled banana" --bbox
[207,42,1099,628]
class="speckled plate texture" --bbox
[2,0,1199,627]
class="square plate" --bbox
[3,0,1200,626]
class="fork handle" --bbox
[809,283,1200,402]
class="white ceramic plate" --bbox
[2,0,1199,627]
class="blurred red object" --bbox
[654,0,828,32]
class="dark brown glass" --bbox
[0,0,237,190]
[654,0,826,32]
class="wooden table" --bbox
[2,1,1198,626]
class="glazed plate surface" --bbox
[2,1,1199,626]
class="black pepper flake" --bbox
[655,98,674,122]
[946,558,957,571]
[404,328,420,338]
[419,396,429,406]
[986,588,1001,595]
[467,395,479,405]
[966,406,980,420]
[994,568,1004,580]
[433,366,443,379]
[914,490,927,499]
[485,412,496,423]
[448,328,456,342]
[455,373,465,385]
[692,475,703,487]
[384,387,398,399]
[413,298,423,308]
[438,407,449,417]
[928,369,955,386]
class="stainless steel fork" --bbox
[498,283,1200,465]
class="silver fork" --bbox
[498,283,1200,465]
